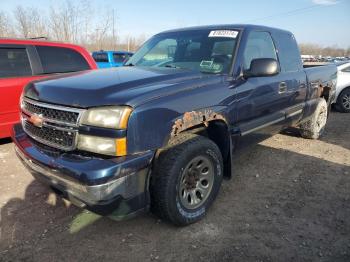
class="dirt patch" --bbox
[0,111,349,262]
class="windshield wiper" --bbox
[164,64,182,69]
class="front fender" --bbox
[126,105,229,154]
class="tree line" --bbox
[0,1,349,56]
[0,1,146,52]
[299,43,350,57]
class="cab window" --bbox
[275,32,302,72]
[37,46,90,74]
[243,31,278,70]
[113,53,128,63]
[93,52,109,63]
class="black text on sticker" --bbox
[208,30,238,38]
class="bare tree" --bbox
[0,11,15,37]
[84,8,119,51]
[93,18,112,50]
[47,0,117,50]
[13,6,48,38]
[79,0,93,46]
[299,43,350,57]
[121,34,147,52]
[4,1,348,55]
[13,6,30,38]
[49,1,81,42]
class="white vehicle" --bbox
[334,62,350,112]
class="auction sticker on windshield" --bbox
[208,30,238,38]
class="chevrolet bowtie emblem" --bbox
[29,114,44,128]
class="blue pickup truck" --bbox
[13,24,337,226]
[92,50,133,68]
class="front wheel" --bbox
[150,133,223,226]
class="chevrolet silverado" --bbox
[13,25,337,226]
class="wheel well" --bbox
[320,85,332,102]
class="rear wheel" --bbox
[300,98,328,139]
[335,88,350,113]
[150,133,223,226]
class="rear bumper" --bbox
[12,124,154,217]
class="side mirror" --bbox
[244,58,279,78]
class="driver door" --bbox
[233,31,288,146]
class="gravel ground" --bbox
[0,111,349,262]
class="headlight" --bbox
[78,106,131,156]
[80,106,132,129]
[77,135,127,156]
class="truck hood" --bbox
[24,67,212,108]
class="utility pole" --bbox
[112,9,116,50]
[127,36,130,52]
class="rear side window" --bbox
[274,33,302,72]
[113,53,128,63]
[36,46,90,74]
[0,48,32,78]
[93,52,109,62]
[243,31,277,70]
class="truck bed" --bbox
[304,63,337,89]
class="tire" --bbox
[150,133,223,226]
[335,88,350,113]
[300,98,328,139]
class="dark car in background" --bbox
[0,39,97,139]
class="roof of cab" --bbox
[0,38,98,69]
[158,24,292,35]
[0,38,88,50]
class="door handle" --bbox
[278,82,287,94]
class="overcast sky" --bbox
[1,0,349,47]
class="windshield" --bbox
[126,29,239,74]
[113,53,130,63]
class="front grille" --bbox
[24,121,75,149]
[23,100,80,125]
[21,98,84,151]
[30,138,64,158]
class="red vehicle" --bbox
[0,39,97,138]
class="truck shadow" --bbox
[320,111,350,150]
[0,138,12,145]
[1,140,349,261]
[275,108,350,151]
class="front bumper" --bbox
[12,124,154,217]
